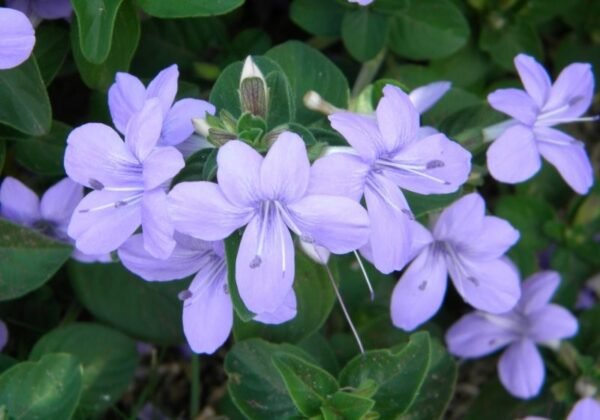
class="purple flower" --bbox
[568,397,600,420]
[0,320,8,351]
[446,271,578,399]
[65,99,185,258]
[118,233,296,354]
[310,85,471,273]
[391,193,521,331]
[168,132,370,315]
[486,54,596,194]
[0,176,109,263]
[108,64,215,156]
[6,0,71,23]
[0,7,35,70]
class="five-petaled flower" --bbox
[168,132,370,315]
[446,271,578,399]
[486,54,596,194]
[311,84,471,274]
[391,193,521,331]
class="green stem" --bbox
[351,49,386,98]
[190,354,201,417]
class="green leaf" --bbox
[0,220,72,301]
[324,391,376,420]
[388,0,470,60]
[479,20,543,71]
[0,141,5,173]
[273,352,339,416]
[225,338,315,419]
[135,0,245,17]
[342,8,389,62]
[13,121,69,176]
[30,323,138,417]
[267,41,350,125]
[33,23,70,85]
[224,234,255,322]
[72,0,141,91]
[404,190,462,220]
[438,104,505,150]
[71,0,124,63]
[0,56,52,136]
[173,148,218,184]
[0,353,83,420]
[69,262,185,344]
[290,0,345,36]
[233,250,336,343]
[339,332,432,417]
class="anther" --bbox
[114,201,127,208]
[401,208,415,220]
[178,290,193,301]
[467,276,479,286]
[418,281,427,291]
[426,160,445,169]
[89,179,104,190]
[300,234,314,244]
[249,256,262,268]
[223,283,229,294]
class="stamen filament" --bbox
[536,115,599,126]
[79,192,143,213]
[251,201,271,267]
[376,160,450,185]
[353,250,374,301]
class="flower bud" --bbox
[303,90,341,115]
[192,117,210,137]
[239,56,268,118]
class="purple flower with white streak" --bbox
[0,177,109,263]
[568,397,600,420]
[65,99,185,258]
[391,193,521,330]
[6,0,71,24]
[0,7,35,70]
[108,64,215,156]
[168,132,370,315]
[446,271,578,399]
[0,320,8,351]
[486,54,596,194]
[311,85,471,273]
[119,233,296,354]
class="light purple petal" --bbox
[514,54,551,109]
[528,304,578,343]
[535,127,593,195]
[125,99,163,162]
[168,182,253,241]
[217,140,263,208]
[407,221,434,261]
[364,175,413,273]
[108,73,146,134]
[68,190,141,254]
[446,312,517,358]
[254,289,297,325]
[376,85,420,152]
[543,63,594,122]
[433,193,485,243]
[487,124,541,184]
[260,132,310,202]
[409,81,452,114]
[487,89,538,125]
[119,233,215,281]
[40,178,82,228]
[329,112,384,162]
[0,7,35,70]
[142,146,185,190]
[458,216,520,260]
[71,249,113,264]
[567,398,600,420]
[236,213,295,313]
[518,271,560,314]
[31,0,72,20]
[383,133,472,194]
[146,64,179,117]
[0,319,8,351]
[498,339,545,399]
[0,176,40,226]
[286,195,370,254]
[308,152,369,202]
[449,256,521,314]
[183,266,232,354]
[391,245,448,331]
[64,123,142,189]
[142,189,176,259]
[160,99,215,146]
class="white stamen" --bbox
[353,250,374,301]
[365,178,407,214]
[536,134,585,147]
[250,201,272,268]
[536,115,599,126]
[275,211,287,278]
[376,159,450,185]
[79,192,143,213]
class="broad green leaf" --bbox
[339,332,432,417]
[72,0,141,91]
[30,323,138,417]
[267,41,350,125]
[479,21,543,71]
[438,104,505,150]
[71,0,124,63]
[33,23,70,85]
[0,141,5,173]
[225,338,315,419]
[0,56,51,136]
[324,391,376,420]
[13,121,69,176]
[273,352,339,416]
[574,305,600,355]
[233,250,336,343]
[0,220,72,301]
[342,8,389,62]
[388,0,470,60]
[290,0,345,36]
[69,262,185,344]
[0,353,83,420]
[135,0,245,18]
[173,148,218,184]
[405,190,463,220]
